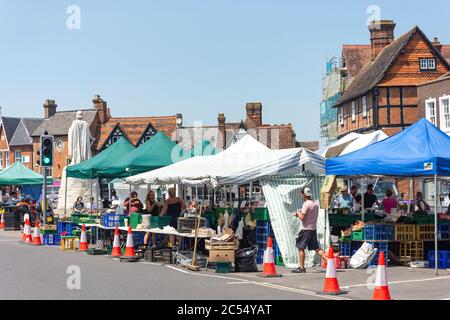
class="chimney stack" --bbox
[432,37,442,53]
[218,113,226,149]
[245,102,263,127]
[43,99,57,119]
[92,95,110,124]
[369,20,396,61]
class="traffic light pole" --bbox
[43,166,47,227]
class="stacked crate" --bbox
[428,250,450,269]
[256,220,273,264]
[399,241,424,265]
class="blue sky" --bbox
[0,1,449,142]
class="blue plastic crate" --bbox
[256,249,265,264]
[368,242,389,267]
[132,232,145,246]
[43,233,60,246]
[340,242,352,257]
[438,224,449,240]
[428,250,450,269]
[273,240,280,258]
[102,213,126,228]
[57,222,76,236]
[364,224,394,241]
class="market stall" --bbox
[124,134,328,268]
[326,118,450,274]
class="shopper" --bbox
[337,187,353,209]
[292,187,327,274]
[86,196,97,213]
[73,196,84,213]
[123,191,144,216]
[382,189,398,214]
[364,184,380,209]
[143,190,160,247]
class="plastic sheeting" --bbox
[260,174,329,268]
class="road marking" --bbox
[164,266,349,300]
[139,261,162,266]
[227,281,253,285]
[441,298,450,300]
[342,275,450,289]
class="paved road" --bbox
[1,230,450,300]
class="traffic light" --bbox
[40,135,54,167]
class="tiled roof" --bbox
[1,117,21,144]
[10,118,43,146]
[335,26,450,107]
[342,45,372,80]
[96,116,178,150]
[31,109,98,136]
[442,45,450,62]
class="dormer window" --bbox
[420,58,436,71]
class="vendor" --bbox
[364,184,380,209]
[415,192,430,212]
[16,195,32,211]
[161,188,186,227]
[143,190,160,247]
[382,189,398,214]
[86,196,97,213]
[337,187,353,209]
[123,191,144,216]
[73,196,84,213]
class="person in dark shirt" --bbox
[364,184,380,209]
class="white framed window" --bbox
[22,155,30,163]
[338,107,344,125]
[439,95,450,132]
[15,150,21,163]
[0,151,3,168]
[420,58,436,71]
[5,151,9,167]
[351,101,356,122]
[425,98,437,126]
[428,58,436,70]
[362,96,367,118]
[420,58,428,70]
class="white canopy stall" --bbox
[125,134,327,268]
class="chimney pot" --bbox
[43,99,57,119]
[432,37,442,53]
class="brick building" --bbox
[418,72,450,133]
[333,20,450,138]
[175,102,298,151]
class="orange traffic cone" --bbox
[78,224,88,251]
[123,226,135,257]
[0,213,5,229]
[22,218,33,243]
[111,226,122,257]
[258,237,282,278]
[318,247,347,295]
[32,220,42,245]
[372,252,391,300]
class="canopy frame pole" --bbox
[90,176,93,213]
[434,174,439,276]
[407,178,413,215]
[64,166,68,215]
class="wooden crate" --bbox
[416,225,435,240]
[395,225,416,241]
[40,224,57,231]
[205,240,239,250]
[399,241,424,265]
[60,236,77,251]
[208,249,235,264]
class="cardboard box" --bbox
[320,175,337,209]
[208,249,235,263]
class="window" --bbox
[0,151,3,168]
[351,101,356,122]
[362,96,367,118]
[440,96,450,132]
[420,58,437,71]
[426,98,437,126]
[15,150,21,163]
[5,151,9,167]
[338,107,344,125]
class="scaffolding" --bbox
[320,57,345,146]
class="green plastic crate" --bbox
[130,213,142,229]
[40,229,58,235]
[253,208,270,221]
[275,256,284,266]
[352,229,364,241]
[215,262,232,273]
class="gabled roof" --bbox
[10,118,44,146]
[1,117,21,144]
[442,45,450,62]
[31,109,98,136]
[96,116,178,150]
[335,26,450,107]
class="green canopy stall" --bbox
[0,162,52,185]
[96,132,189,177]
[66,137,135,179]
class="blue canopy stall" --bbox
[326,118,450,275]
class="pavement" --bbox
[1,230,450,300]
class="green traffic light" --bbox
[43,157,51,165]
